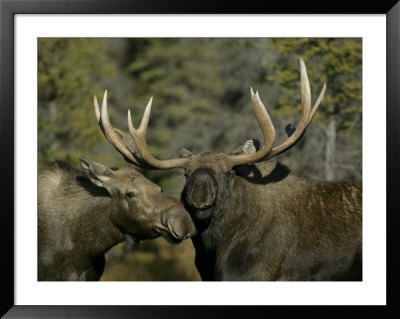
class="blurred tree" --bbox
[209,38,277,153]
[127,38,223,155]
[38,38,116,167]
[268,38,362,180]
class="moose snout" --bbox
[155,208,196,244]
[184,167,218,210]
[162,209,197,240]
[186,185,216,209]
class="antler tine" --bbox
[229,87,276,167]
[94,90,152,168]
[310,82,326,121]
[265,58,326,159]
[128,98,189,170]
[94,95,101,123]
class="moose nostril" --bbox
[167,219,183,239]
[188,197,214,210]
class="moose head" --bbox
[79,157,195,243]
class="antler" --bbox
[126,89,276,170]
[264,58,326,160]
[227,88,276,167]
[127,98,189,169]
[120,57,325,170]
[94,90,154,168]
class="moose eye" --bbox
[126,192,135,198]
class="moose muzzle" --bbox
[153,206,197,244]
[184,167,218,210]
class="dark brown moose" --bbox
[97,58,362,281]
[38,94,197,281]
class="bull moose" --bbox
[38,157,196,281]
[96,58,362,281]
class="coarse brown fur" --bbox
[38,159,196,281]
[181,152,362,281]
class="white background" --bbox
[15,15,386,305]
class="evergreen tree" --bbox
[38,38,116,166]
[268,38,362,180]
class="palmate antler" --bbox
[93,90,154,168]
[231,59,326,161]
[126,87,277,169]
[97,58,326,169]
[264,58,326,159]
[127,99,189,169]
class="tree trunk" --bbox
[325,120,336,181]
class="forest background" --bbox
[38,38,362,281]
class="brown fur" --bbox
[181,154,362,281]
[38,159,196,281]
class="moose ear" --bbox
[230,139,260,155]
[79,157,114,188]
[179,147,193,158]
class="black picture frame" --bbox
[1,0,399,318]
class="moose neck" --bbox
[190,175,270,253]
[189,175,235,253]
[189,176,256,281]
[73,178,126,257]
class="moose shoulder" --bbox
[100,57,362,281]
[187,149,361,280]
[38,158,196,281]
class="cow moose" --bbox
[38,93,197,281]
[38,159,196,281]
